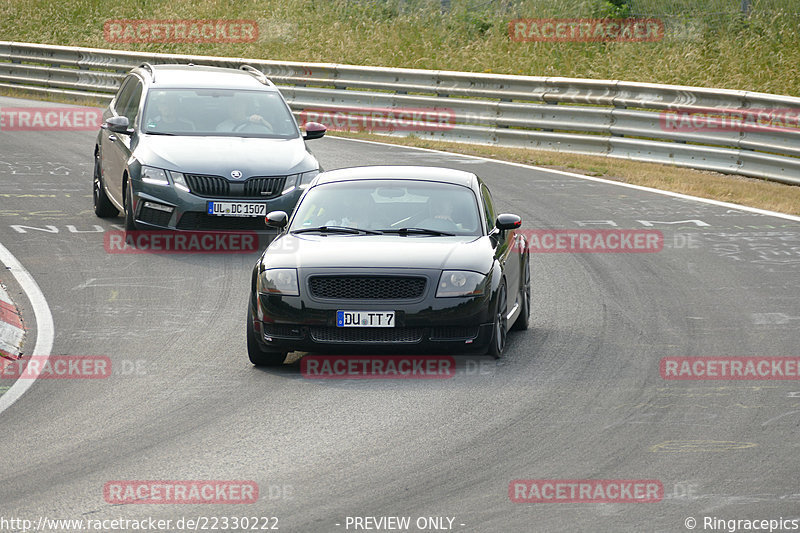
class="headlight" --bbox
[140,165,170,186]
[298,169,319,189]
[169,171,190,192]
[282,173,299,195]
[436,270,486,298]
[282,169,319,195]
[258,268,299,296]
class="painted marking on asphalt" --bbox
[0,241,54,414]
[761,410,800,426]
[752,312,800,325]
[332,136,800,222]
[649,440,758,452]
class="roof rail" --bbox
[240,64,268,85]
[139,62,155,82]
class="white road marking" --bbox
[0,242,54,415]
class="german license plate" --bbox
[207,201,266,217]
[336,311,395,328]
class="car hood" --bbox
[263,234,495,273]
[135,135,317,176]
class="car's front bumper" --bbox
[130,177,305,231]
[248,268,496,355]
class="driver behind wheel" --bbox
[421,194,479,233]
[419,196,460,232]
[216,95,272,132]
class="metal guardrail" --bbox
[2,40,800,186]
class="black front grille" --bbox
[308,276,427,300]
[185,174,286,199]
[243,177,285,198]
[310,327,423,344]
[185,174,229,197]
[177,212,267,231]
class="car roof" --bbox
[314,166,478,188]
[134,64,279,91]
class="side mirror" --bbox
[495,213,522,231]
[265,210,289,228]
[105,116,132,134]
[302,121,326,140]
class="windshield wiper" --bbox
[145,131,176,136]
[379,227,455,236]
[291,226,382,235]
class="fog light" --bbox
[143,201,174,213]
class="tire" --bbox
[511,255,530,331]
[246,308,287,366]
[93,150,118,218]
[487,282,507,359]
[124,180,138,232]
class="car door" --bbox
[101,76,142,204]
[481,183,520,316]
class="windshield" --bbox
[290,179,482,236]
[142,88,300,138]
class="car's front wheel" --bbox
[487,282,507,359]
[246,308,287,366]
[124,180,138,232]
[93,151,118,218]
[512,256,530,331]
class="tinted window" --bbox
[291,180,482,236]
[141,89,300,138]
[480,183,496,233]
[117,80,142,125]
[112,76,136,116]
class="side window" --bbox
[117,81,143,126]
[480,184,496,233]
[112,76,136,116]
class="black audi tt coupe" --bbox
[246,166,530,365]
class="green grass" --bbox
[1,0,799,96]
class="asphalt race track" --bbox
[2,96,800,532]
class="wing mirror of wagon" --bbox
[105,115,133,134]
[303,121,327,140]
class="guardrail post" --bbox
[612,104,625,137]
